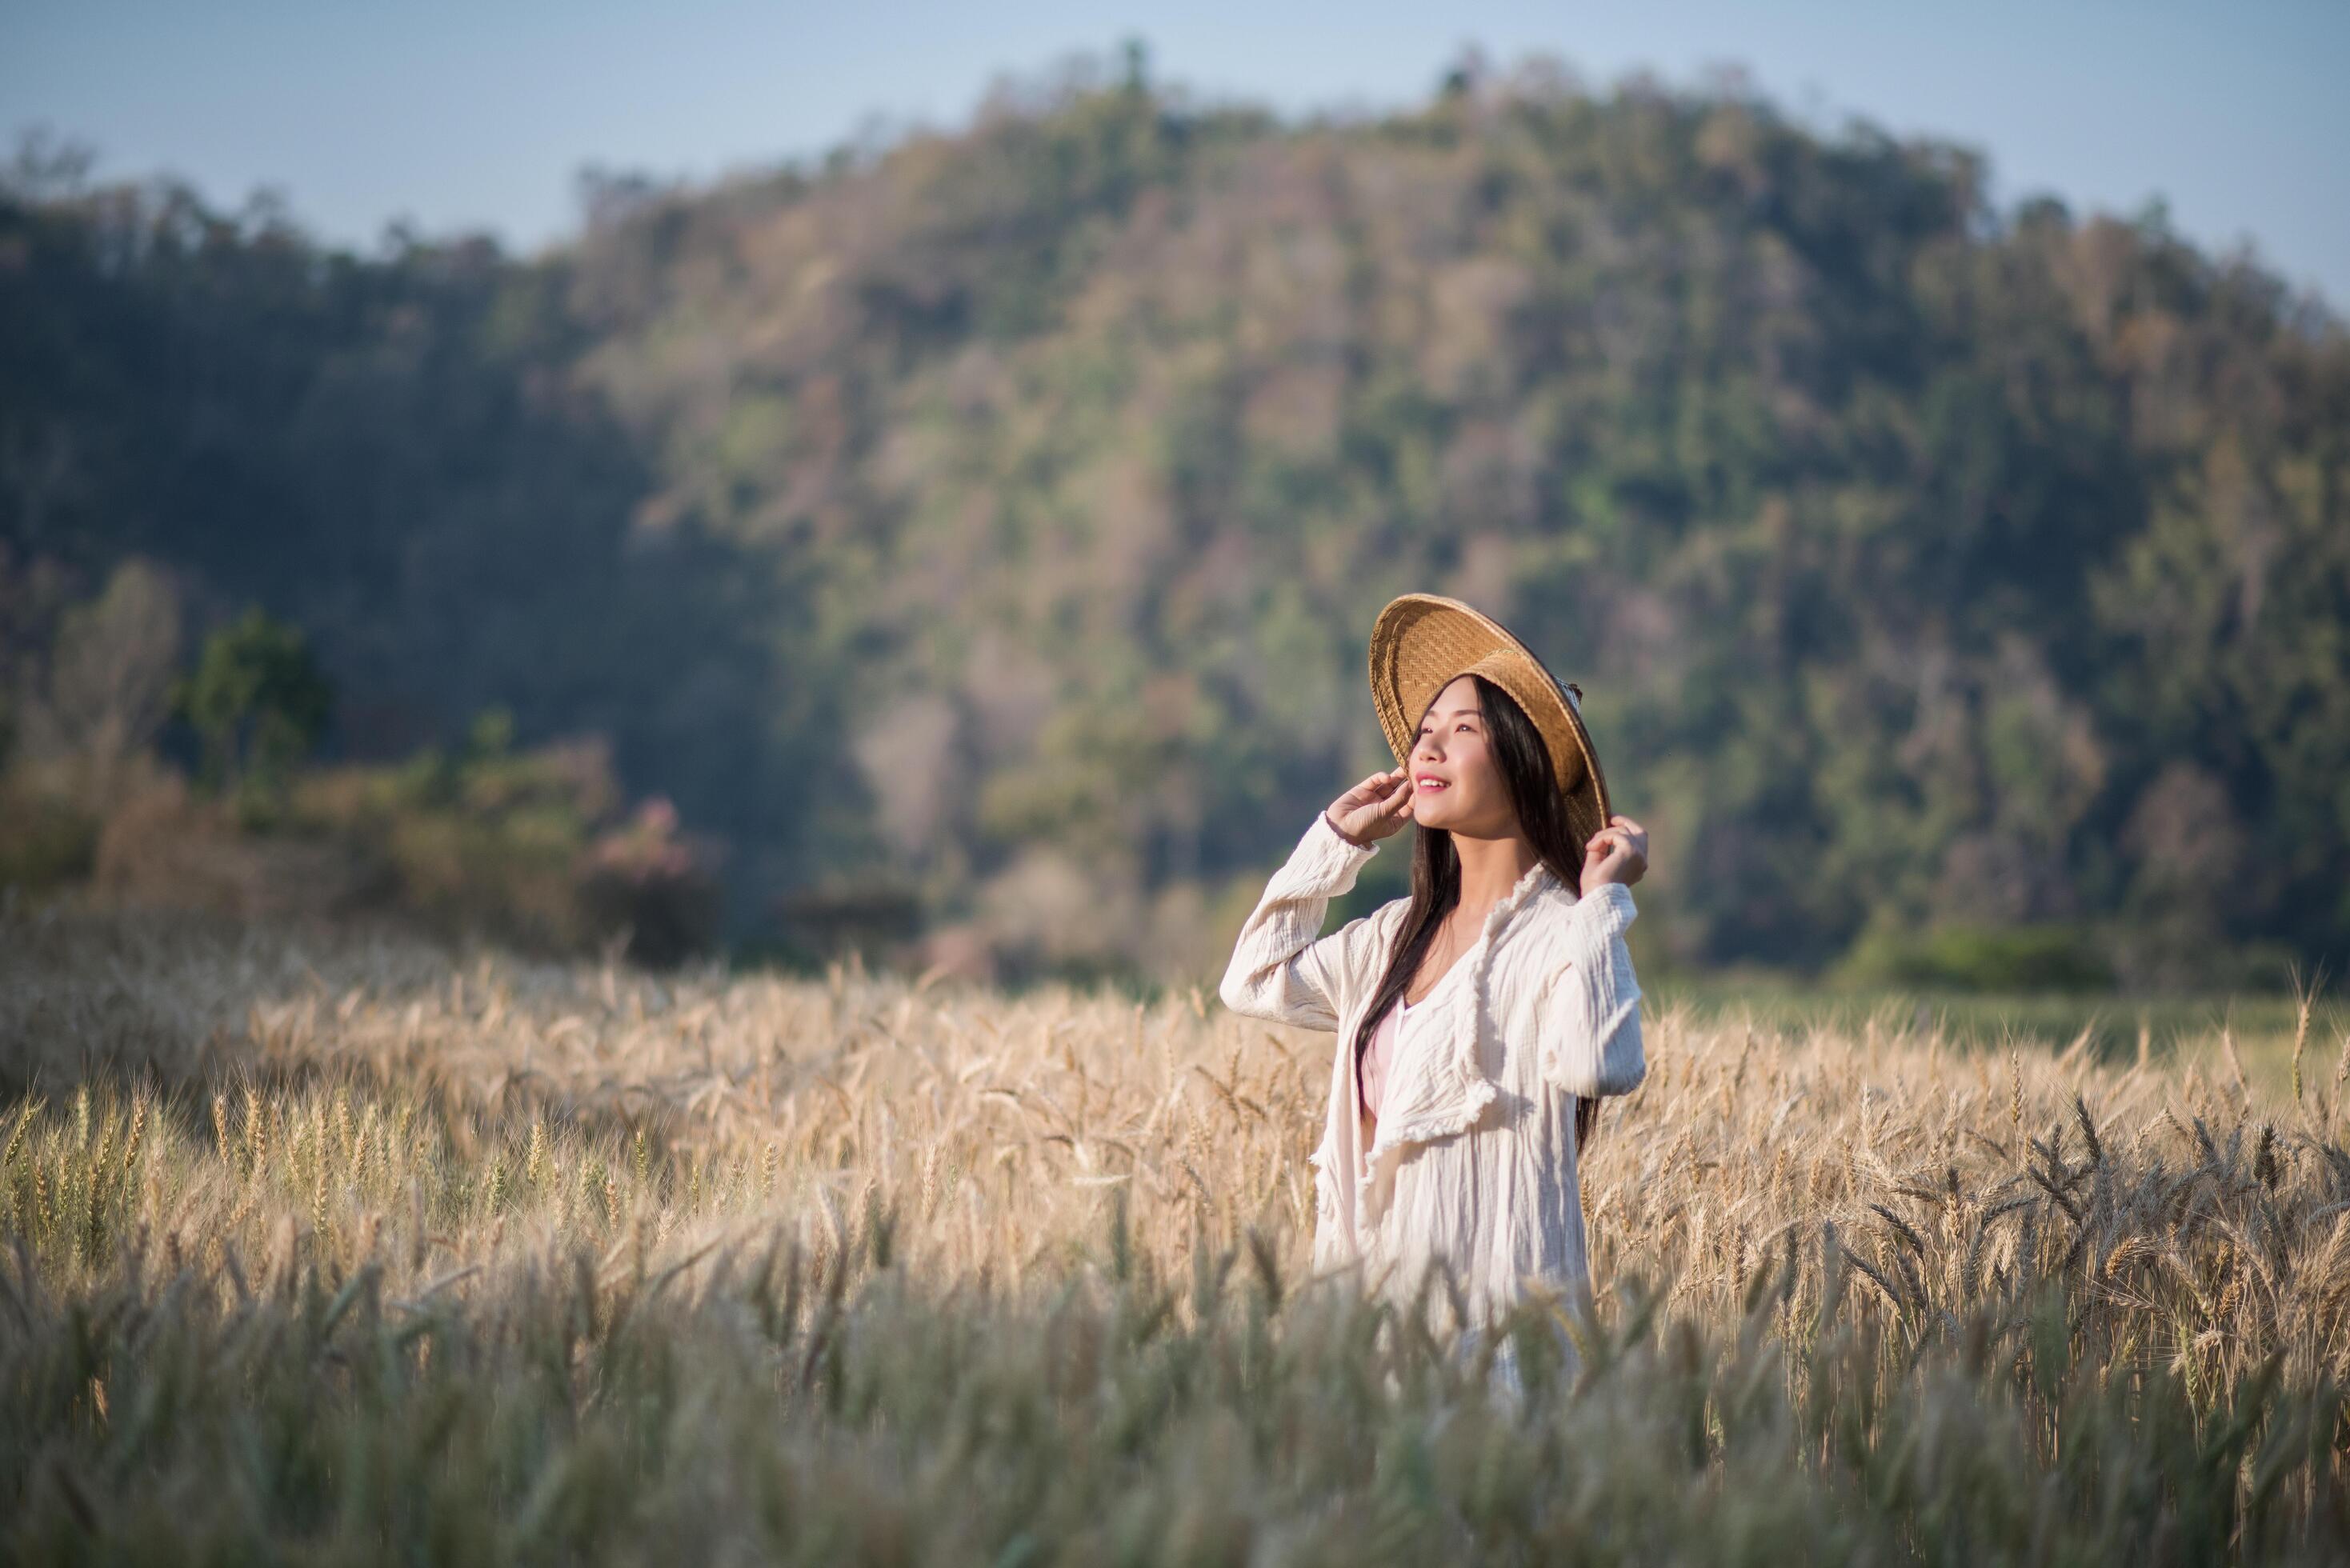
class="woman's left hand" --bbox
[1582,814,1649,890]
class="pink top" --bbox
[1358,994,1409,1130]
[1356,958,1473,1153]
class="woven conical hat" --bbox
[1367,593,1611,861]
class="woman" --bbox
[1217,593,1649,1386]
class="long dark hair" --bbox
[1351,673,1604,1158]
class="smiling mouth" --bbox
[1414,778,1448,792]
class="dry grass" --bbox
[3,906,2347,1562]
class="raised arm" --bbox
[1534,881,1646,1098]
[1216,809,1385,1032]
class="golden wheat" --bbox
[2,906,2345,1561]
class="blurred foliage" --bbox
[0,779,99,893]
[0,570,725,963]
[2,49,2344,984]
[1830,921,2116,993]
[285,712,723,966]
[172,606,332,811]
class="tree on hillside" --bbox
[173,607,332,806]
[8,557,182,809]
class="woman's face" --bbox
[1407,675,1516,837]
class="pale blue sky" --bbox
[6,0,2344,313]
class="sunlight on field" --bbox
[4,908,2346,1560]
[1647,978,2347,1105]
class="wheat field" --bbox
[3,906,2347,1563]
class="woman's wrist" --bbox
[1323,809,1370,849]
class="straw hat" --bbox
[1367,593,1612,858]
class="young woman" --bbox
[1218,594,1649,1386]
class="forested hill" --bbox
[4,55,2345,986]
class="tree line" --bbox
[3,49,2344,987]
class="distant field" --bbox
[2,909,2344,1561]
[1645,977,2347,1099]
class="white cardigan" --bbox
[1218,808,1646,1329]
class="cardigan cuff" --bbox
[1567,879,1638,942]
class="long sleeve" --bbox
[1217,810,1383,1032]
[1534,880,1646,1098]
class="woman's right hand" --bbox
[1326,768,1415,846]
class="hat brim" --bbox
[1367,593,1612,858]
